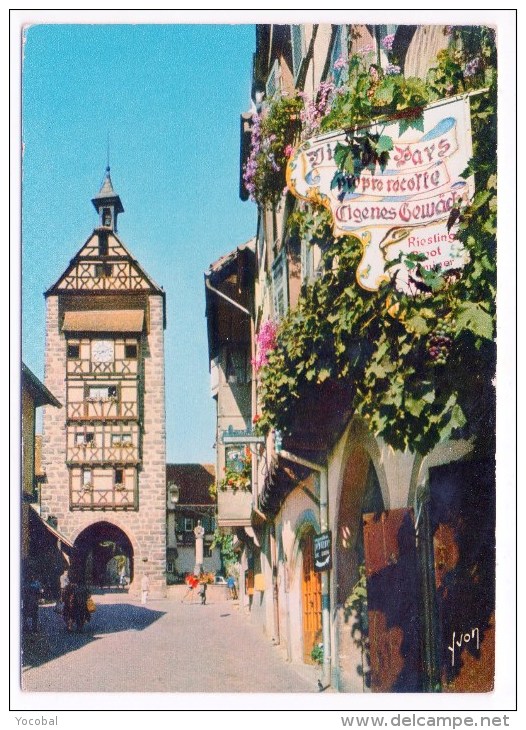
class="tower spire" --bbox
[91,162,124,233]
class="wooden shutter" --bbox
[430,460,495,692]
[363,508,422,692]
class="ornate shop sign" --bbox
[287,96,475,294]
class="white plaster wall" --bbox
[275,486,320,665]
[176,546,221,576]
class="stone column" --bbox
[194,521,205,575]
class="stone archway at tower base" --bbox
[72,521,134,590]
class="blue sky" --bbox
[22,23,257,464]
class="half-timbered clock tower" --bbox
[41,168,167,597]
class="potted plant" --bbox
[218,447,252,493]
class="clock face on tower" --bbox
[92,339,114,363]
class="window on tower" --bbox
[94,263,113,278]
[102,208,112,227]
[88,384,118,400]
[67,343,80,359]
[125,343,138,359]
[75,432,94,446]
[98,230,109,256]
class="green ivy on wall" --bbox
[256,29,497,457]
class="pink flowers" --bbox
[242,112,262,201]
[333,56,346,70]
[381,34,395,52]
[385,63,401,76]
[252,319,278,372]
[284,144,294,158]
[359,44,374,54]
[300,80,335,138]
[464,57,481,78]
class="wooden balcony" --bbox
[70,484,138,510]
[217,487,253,527]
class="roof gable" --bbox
[166,464,216,506]
[46,230,164,296]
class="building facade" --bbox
[208,23,496,693]
[166,463,221,579]
[22,363,69,594]
[41,168,167,597]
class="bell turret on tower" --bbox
[91,166,124,232]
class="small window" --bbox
[330,25,348,86]
[225,349,250,385]
[76,432,94,446]
[266,59,280,99]
[184,518,194,532]
[67,343,80,359]
[115,469,124,485]
[272,251,289,320]
[125,343,138,359]
[204,544,213,559]
[88,386,107,400]
[88,385,118,400]
[111,433,131,445]
[291,25,306,81]
[82,468,92,485]
[94,263,113,278]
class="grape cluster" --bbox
[427,320,454,365]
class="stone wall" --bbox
[41,292,167,598]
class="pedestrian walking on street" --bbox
[62,578,91,632]
[227,575,237,600]
[118,565,127,590]
[22,573,43,633]
[198,580,207,605]
[55,569,69,615]
[141,573,150,604]
[59,569,69,596]
[181,574,198,602]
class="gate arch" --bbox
[334,429,386,691]
[72,521,135,589]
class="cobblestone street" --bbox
[21,591,318,694]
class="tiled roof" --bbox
[62,309,144,333]
[22,363,62,408]
[166,463,216,506]
[207,239,255,277]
